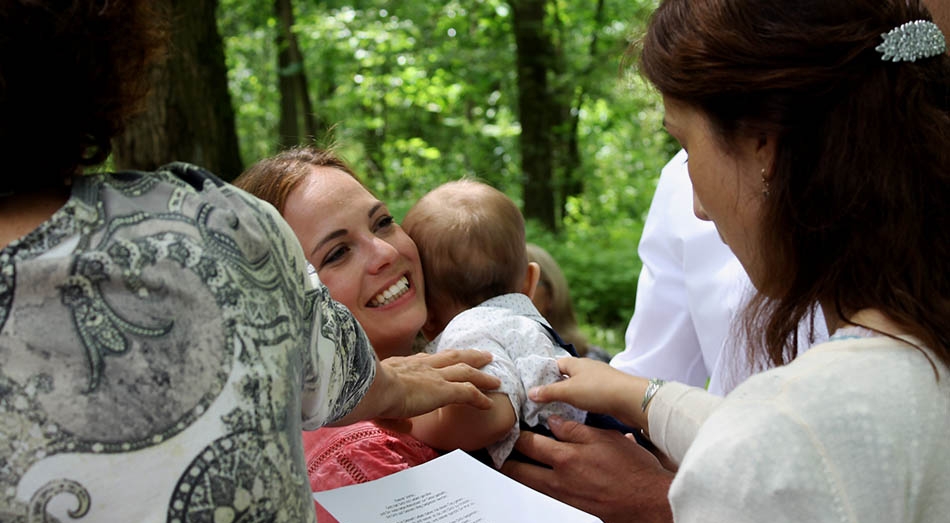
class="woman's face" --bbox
[283,166,427,358]
[662,96,770,288]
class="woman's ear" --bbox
[522,261,541,299]
[756,133,777,179]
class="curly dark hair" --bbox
[0,0,168,192]
[638,0,950,370]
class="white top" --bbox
[612,150,748,394]
[651,331,950,522]
[613,150,825,394]
[426,294,586,467]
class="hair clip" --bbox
[876,20,946,62]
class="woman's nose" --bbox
[366,237,399,273]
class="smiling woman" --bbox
[233,146,440,521]
[235,147,427,359]
[283,167,426,358]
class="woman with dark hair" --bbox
[0,3,498,521]
[503,1,950,522]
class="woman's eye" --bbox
[321,245,349,267]
[374,215,395,232]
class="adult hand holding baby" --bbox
[335,349,501,427]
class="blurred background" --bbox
[112,0,676,353]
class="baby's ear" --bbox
[522,261,541,299]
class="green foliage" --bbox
[527,220,641,326]
[217,0,676,344]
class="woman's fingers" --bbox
[397,349,501,407]
[556,353,587,374]
[402,350,501,392]
[377,352,501,417]
[441,381,495,410]
[529,358,647,428]
[438,361,502,390]
[527,378,572,404]
[417,348,494,370]
[528,357,614,407]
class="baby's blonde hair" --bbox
[403,179,527,312]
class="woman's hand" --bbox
[501,417,674,523]
[378,349,502,417]
[335,349,501,426]
[529,357,649,429]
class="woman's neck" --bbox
[821,305,907,339]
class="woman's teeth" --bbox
[369,276,410,307]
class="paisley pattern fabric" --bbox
[0,164,375,522]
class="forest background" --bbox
[112,0,678,353]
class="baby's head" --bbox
[403,179,537,339]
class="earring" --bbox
[761,168,770,197]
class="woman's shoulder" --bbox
[733,335,947,404]
[709,334,949,438]
[715,337,950,447]
[95,163,278,221]
[670,336,950,522]
[87,163,302,271]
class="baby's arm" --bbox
[408,392,517,451]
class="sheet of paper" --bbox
[312,449,603,523]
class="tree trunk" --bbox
[560,0,605,216]
[113,0,244,181]
[275,0,321,149]
[510,0,557,231]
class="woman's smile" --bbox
[283,166,428,358]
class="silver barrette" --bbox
[876,20,946,62]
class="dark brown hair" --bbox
[403,179,528,314]
[0,1,168,192]
[638,0,950,369]
[233,145,363,213]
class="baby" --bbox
[402,179,586,467]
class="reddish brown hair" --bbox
[233,146,363,213]
[638,0,950,369]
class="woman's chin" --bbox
[363,314,426,359]
[356,290,426,357]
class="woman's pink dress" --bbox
[304,421,440,522]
